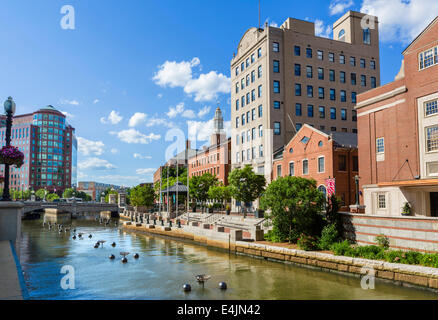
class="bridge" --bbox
[21,201,120,218]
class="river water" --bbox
[19,216,438,300]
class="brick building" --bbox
[77,181,122,201]
[272,124,358,207]
[188,107,231,185]
[356,16,438,216]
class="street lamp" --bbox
[354,175,360,206]
[1,97,16,201]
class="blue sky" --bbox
[0,0,436,186]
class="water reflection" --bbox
[20,216,438,300]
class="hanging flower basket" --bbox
[0,146,24,168]
[0,176,4,183]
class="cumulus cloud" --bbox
[360,0,438,43]
[264,18,279,27]
[78,157,116,170]
[153,57,230,102]
[187,119,231,142]
[100,110,123,125]
[166,102,196,119]
[315,19,332,38]
[133,153,152,160]
[136,168,156,175]
[110,148,119,154]
[145,117,175,128]
[77,137,105,156]
[110,129,161,144]
[197,106,211,118]
[60,110,74,119]
[60,99,80,106]
[128,112,147,127]
[93,99,100,104]
[329,0,354,15]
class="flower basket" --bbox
[0,146,24,168]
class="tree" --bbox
[208,184,231,210]
[260,176,325,243]
[105,189,118,203]
[62,188,74,199]
[228,165,266,213]
[189,173,218,209]
[46,193,60,202]
[35,189,47,201]
[130,184,155,207]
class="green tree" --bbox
[62,188,74,199]
[228,165,266,213]
[189,173,218,210]
[208,184,231,210]
[130,184,155,207]
[260,176,325,243]
[104,189,118,203]
[35,189,47,201]
[46,193,60,202]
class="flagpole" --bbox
[176,157,179,217]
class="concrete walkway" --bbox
[0,241,26,300]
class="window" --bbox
[419,46,438,70]
[289,162,294,176]
[330,89,336,101]
[330,107,336,119]
[246,92,250,104]
[295,83,302,96]
[258,65,262,78]
[236,117,239,128]
[329,52,334,62]
[319,106,325,118]
[353,156,359,172]
[361,75,367,87]
[241,96,245,107]
[235,82,239,93]
[360,58,366,68]
[236,99,239,110]
[252,128,256,140]
[363,28,371,45]
[318,140,323,147]
[273,60,280,73]
[251,53,255,63]
[301,136,310,144]
[338,155,347,171]
[340,71,346,83]
[259,145,264,157]
[273,42,280,52]
[352,110,357,121]
[274,101,280,109]
[340,90,346,102]
[296,123,302,131]
[318,157,325,173]
[235,67,239,76]
[258,48,262,58]
[241,78,245,89]
[241,114,245,126]
[276,165,282,178]
[295,64,301,76]
[306,48,312,58]
[341,108,347,120]
[251,89,256,101]
[247,111,250,123]
[378,194,386,209]
[427,126,438,152]
[370,60,376,70]
[339,54,345,64]
[251,70,255,83]
[307,85,313,98]
[318,87,325,99]
[241,62,245,72]
[246,58,250,68]
[294,45,301,56]
[274,122,281,135]
[376,137,385,153]
[273,81,280,93]
[352,92,357,104]
[350,57,356,67]
[236,134,239,146]
[318,67,324,80]
[329,69,335,81]
[258,105,263,117]
[371,76,377,88]
[426,100,438,116]
[259,125,263,137]
[338,29,345,41]
[307,105,314,117]
[306,66,313,78]
[258,85,262,98]
[252,108,255,120]
[246,75,250,86]
[317,50,323,60]
[303,159,309,175]
[351,73,357,85]
[296,103,302,116]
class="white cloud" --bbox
[166,102,196,119]
[360,0,438,43]
[153,57,230,102]
[315,19,332,38]
[128,112,147,127]
[264,18,279,27]
[187,119,231,142]
[157,94,163,99]
[93,174,144,186]
[133,153,152,160]
[60,110,74,119]
[198,106,211,118]
[136,168,156,175]
[329,0,354,15]
[100,110,123,124]
[78,157,116,170]
[110,148,119,154]
[93,99,100,104]
[110,129,161,144]
[77,137,105,156]
[60,99,80,106]
[146,117,174,128]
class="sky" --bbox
[0,0,437,187]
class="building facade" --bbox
[230,11,380,183]
[0,105,77,193]
[272,124,358,208]
[77,181,122,201]
[188,107,231,185]
[356,17,438,217]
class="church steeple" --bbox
[211,105,225,146]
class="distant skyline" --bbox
[0,0,436,186]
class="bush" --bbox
[318,224,339,250]
[375,234,390,249]
[419,254,438,268]
[330,240,354,256]
[297,234,319,251]
[264,229,286,243]
[355,245,385,260]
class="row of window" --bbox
[235,66,262,93]
[235,85,263,110]
[235,105,263,128]
[294,123,357,133]
[235,47,262,76]
[235,145,264,163]
[191,166,220,177]
[295,104,357,121]
[419,45,438,70]
[236,126,263,145]
[191,153,221,168]
[294,84,359,102]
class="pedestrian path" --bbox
[0,241,27,300]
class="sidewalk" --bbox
[0,241,27,300]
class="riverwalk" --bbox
[0,241,27,300]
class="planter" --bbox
[226,209,230,215]
[401,212,411,216]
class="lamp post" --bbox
[354,175,360,206]
[21,183,23,201]
[1,97,16,201]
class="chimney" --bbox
[186,139,191,150]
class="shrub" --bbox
[318,224,339,250]
[355,245,385,260]
[375,234,390,249]
[419,253,438,268]
[297,234,319,251]
[264,229,286,243]
[330,240,354,256]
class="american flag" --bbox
[325,178,336,197]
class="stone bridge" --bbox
[21,201,120,218]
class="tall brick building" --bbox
[356,17,438,217]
